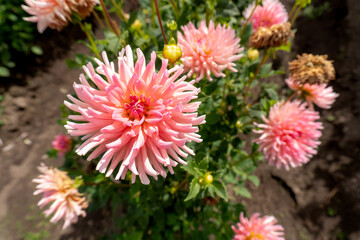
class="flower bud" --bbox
[131,19,142,31]
[204,172,213,184]
[247,48,259,61]
[163,44,182,63]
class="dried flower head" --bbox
[177,20,243,81]
[254,100,323,170]
[243,0,288,31]
[65,45,205,184]
[22,0,73,33]
[250,22,292,49]
[232,212,285,240]
[33,163,88,229]
[68,0,99,19]
[288,53,335,85]
[286,78,339,109]
[52,134,72,156]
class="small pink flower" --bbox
[65,46,205,184]
[254,100,323,169]
[52,134,72,156]
[177,20,243,81]
[286,78,338,109]
[22,0,72,33]
[33,163,88,229]
[243,0,288,31]
[232,212,285,240]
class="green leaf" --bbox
[0,66,10,77]
[240,23,253,45]
[184,178,200,201]
[265,88,278,100]
[248,175,260,187]
[31,45,43,55]
[233,186,252,198]
[211,180,228,200]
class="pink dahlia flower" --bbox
[52,134,72,156]
[22,0,72,33]
[33,163,88,229]
[243,0,288,32]
[254,100,323,169]
[232,212,285,240]
[177,20,243,81]
[65,45,205,184]
[286,78,339,109]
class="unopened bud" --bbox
[247,48,259,61]
[131,19,142,31]
[163,44,182,63]
[235,120,242,129]
[204,172,213,184]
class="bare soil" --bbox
[0,0,359,239]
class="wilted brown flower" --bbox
[289,53,335,84]
[69,0,99,19]
[250,22,292,49]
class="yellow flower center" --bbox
[245,232,264,240]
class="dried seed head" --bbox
[250,22,292,49]
[289,53,335,85]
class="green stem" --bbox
[239,0,260,38]
[288,2,298,19]
[110,0,129,23]
[170,0,180,19]
[79,22,100,59]
[286,89,299,103]
[154,0,168,44]
[93,11,105,29]
[239,53,268,115]
[99,0,120,36]
[290,6,302,25]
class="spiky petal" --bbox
[232,212,285,240]
[286,78,339,109]
[177,20,243,81]
[243,0,288,31]
[254,100,323,169]
[33,163,88,229]
[65,45,205,184]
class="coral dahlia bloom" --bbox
[65,46,205,184]
[254,100,323,169]
[286,78,339,109]
[177,20,243,81]
[22,0,72,33]
[243,0,288,31]
[52,134,72,156]
[33,163,88,229]
[232,213,285,240]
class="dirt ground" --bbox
[0,0,359,239]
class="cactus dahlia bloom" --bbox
[22,0,73,33]
[33,163,88,229]
[177,20,243,81]
[65,46,205,184]
[243,0,288,31]
[286,78,339,109]
[254,100,323,170]
[232,213,285,240]
[52,134,72,156]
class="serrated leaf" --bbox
[248,175,260,187]
[31,45,43,55]
[0,66,10,77]
[233,186,252,198]
[184,178,200,201]
[211,180,228,200]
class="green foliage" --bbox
[0,0,39,76]
[53,0,296,238]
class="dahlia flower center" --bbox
[124,94,150,119]
[245,232,264,240]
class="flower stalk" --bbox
[239,0,261,38]
[79,22,100,58]
[99,0,120,36]
[153,0,167,44]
